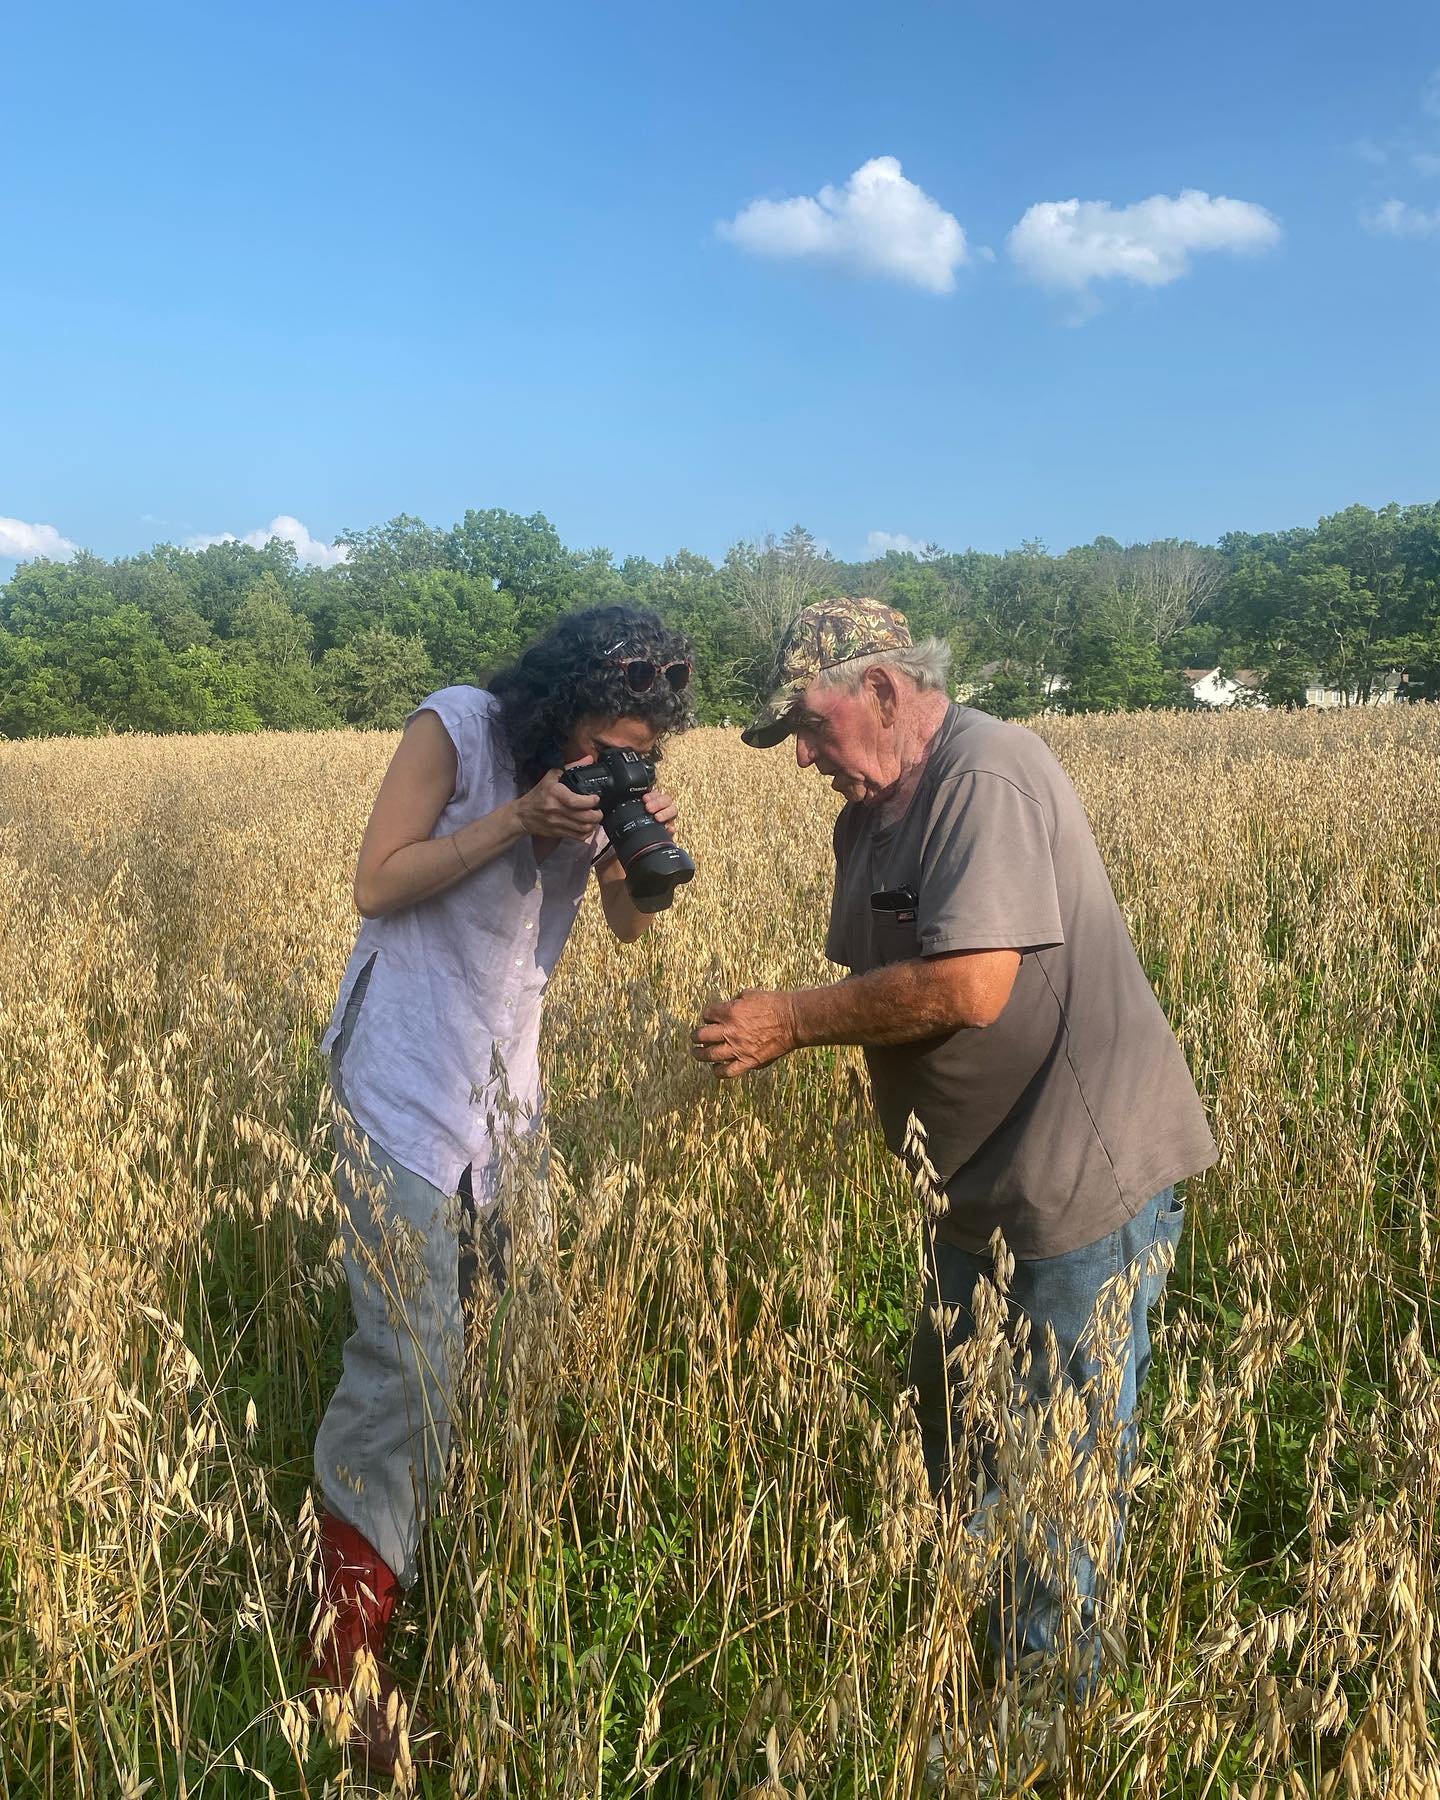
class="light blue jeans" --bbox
[908,1189,1184,1695]
[314,968,508,1585]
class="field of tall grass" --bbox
[2,707,1438,1799]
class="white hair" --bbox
[814,634,953,697]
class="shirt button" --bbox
[514,956,523,966]
[524,919,535,931]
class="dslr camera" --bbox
[559,748,696,912]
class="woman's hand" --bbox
[513,765,604,840]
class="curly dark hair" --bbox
[486,604,695,785]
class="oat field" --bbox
[2,708,1439,1799]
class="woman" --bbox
[308,603,693,1771]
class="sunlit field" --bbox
[2,707,1438,1799]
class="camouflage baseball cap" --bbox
[741,596,913,748]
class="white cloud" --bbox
[718,155,969,294]
[1350,73,1440,213]
[0,516,78,561]
[1363,198,1440,238]
[189,514,350,568]
[1007,189,1282,292]
[866,530,926,557]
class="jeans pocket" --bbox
[1136,1189,1184,1316]
[1155,1189,1186,1252]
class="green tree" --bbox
[623,549,754,722]
[331,516,448,613]
[445,509,568,594]
[970,667,1048,720]
[0,552,116,635]
[328,567,521,689]
[1062,630,1187,713]
[110,554,214,651]
[967,541,1077,694]
[722,525,836,686]
[175,646,263,732]
[155,538,303,637]
[2,496,1437,743]
[1255,652,1310,710]
[1214,503,1439,702]
[319,627,435,728]
[230,579,332,729]
[0,628,93,736]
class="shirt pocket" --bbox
[870,914,922,967]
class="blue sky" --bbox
[2,0,1438,575]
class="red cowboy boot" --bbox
[309,1509,440,1776]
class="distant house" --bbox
[1184,666,1408,710]
[1183,668,1266,709]
[1301,671,1406,708]
[955,661,1069,703]
[961,663,1411,713]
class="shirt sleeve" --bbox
[406,687,497,814]
[918,771,1064,956]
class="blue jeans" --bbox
[908,1189,1185,1695]
[316,979,512,1587]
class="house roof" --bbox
[1184,667,1263,687]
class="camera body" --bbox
[559,747,695,912]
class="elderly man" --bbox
[691,596,1217,1691]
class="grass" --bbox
[1,705,1438,1797]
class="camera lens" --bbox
[603,795,696,912]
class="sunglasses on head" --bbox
[601,642,692,695]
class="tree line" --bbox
[1,500,1437,738]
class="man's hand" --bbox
[643,787,679,829]
[691,989,800,1079]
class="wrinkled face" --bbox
[789,682,898,805]
[563,714,660,766]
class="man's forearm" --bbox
[692,950,1018,1079]
[789,960,963,1048]
[789,950,1019,1048]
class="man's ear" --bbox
[864,663,901,724]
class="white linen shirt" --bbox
[320,686,599,1199]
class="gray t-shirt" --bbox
[825,703,1217,1258]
